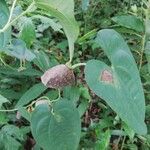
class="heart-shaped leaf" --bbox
[31,99,81,150]
[0,0,11,50]
[35,0,79,61]
[85,29,147,135]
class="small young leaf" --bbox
[95,130,110,150]
[31,99,81,150]
[16,83,47,107]
[19,17,36,48]
[0,94,9,108]
[0,113,9,124]
[123,122,135,140]
[112,15,144,32]
[78,99,89,117]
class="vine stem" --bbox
[71,63,86,69]
[0,91,61,113]
[120,136,126,150]
[0,1,35,33]
[139,1,149,71]
[0,108,18,112]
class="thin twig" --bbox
[120,136,126,150]
[0,108,18,112]
[139,34,146,71]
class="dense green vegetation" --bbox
[0,0,150,149]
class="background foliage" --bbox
[0,0,150,150]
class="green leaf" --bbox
[112,15,144,32]
[63,86,80,105]
[31,99,81,150]
[0,66,42,77]
[95,130,110,150]
[78,99,89,117]
[0,94,9,108]
[34,51,51,72]
[85,29,147,135]
[0,125,23,150]
[45,90,58,100]
[2,125,24,141]
[123,122,135,140]
[81,0,90,11]
[16,83,47,107]
[0,113,9,124]
[6,39,36,61]
[0,89,22,100]
[35,0,79,61]
[19,17,36,48]
[77,29,97,44]
[33,15,62,33]
[79,86,91,100]
[0,134,21,150]
[0,0,11,50]
[18,107,31,121]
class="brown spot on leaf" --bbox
[100,70,113,83]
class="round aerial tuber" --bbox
[41,64,75,89]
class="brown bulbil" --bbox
[100,70,113,83]
[41,64,75,89]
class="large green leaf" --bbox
[0,0,11,50]
[31,99,81,150]
[112,15,144,32]
[35,0,79,61]
[85,29,147,135]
